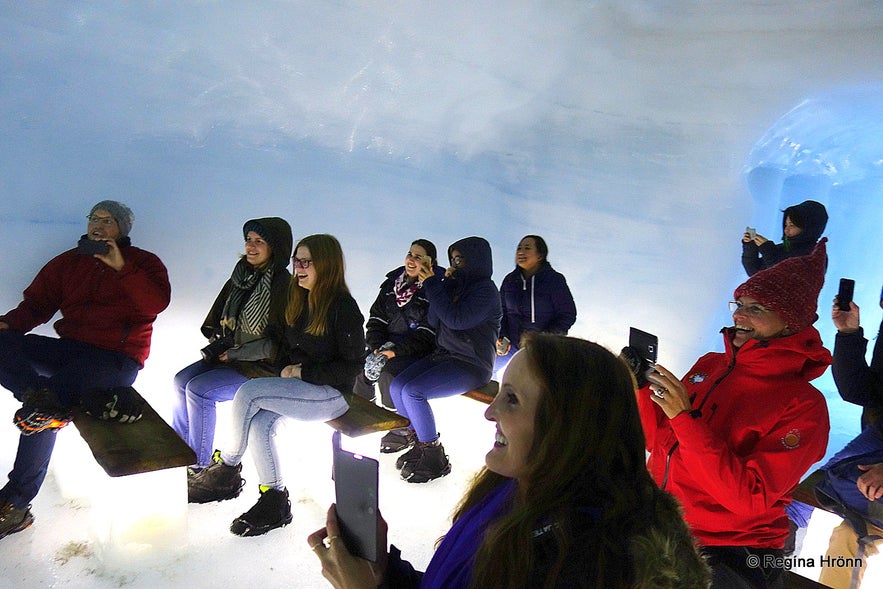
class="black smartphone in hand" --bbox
[332,431,379,562]
[77,237,110,256]
[837,278,855,312]
[629,327,658,366]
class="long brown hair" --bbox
[455,334,660,588]
[285,234,349,335]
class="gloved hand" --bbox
[364,352,390,382]
[364,342,395,382]
[82,387,145,423]
[620,346,651,388]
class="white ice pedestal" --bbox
[50,427,189,571]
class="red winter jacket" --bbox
[638,327,831,549]
[1,245,171,366]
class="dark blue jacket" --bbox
[833,318,883,429]
[499,261,576,348]
[365,266,442,359]
[422,237,501,380]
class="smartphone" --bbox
[332,431,379,562]
[745,226,757,240]
[629,327,658,365]
[77,237,110,256]
[837,278,855,312]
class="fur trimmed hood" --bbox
[626,491,711,588]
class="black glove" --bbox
[620,346,651,388]
[82,387,145,423]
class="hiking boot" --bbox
[381,428,417,454]
[0,503,34,540]
[13,388,72,436]
[187,455,244,504]
[230,487,293,537]
[401,441,451,483]
[395,442,423,470]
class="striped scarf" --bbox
[221,259,275,339]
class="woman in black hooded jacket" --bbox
[172,217,292,471]
[741,199,828,276]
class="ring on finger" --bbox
[652,386,667,399]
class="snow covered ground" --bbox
[2,1,883,587]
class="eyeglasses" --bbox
[87,215,116,227]
[450,255,465,267]
[729,301,772,316]
[293,257,313,269]
[405,251,425,262]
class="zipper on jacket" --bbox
[662,441,679,489]
[660,351,738,490]
[519,274,537,324]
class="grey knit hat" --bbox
[90,200,134,237]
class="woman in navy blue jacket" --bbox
[496,235,576,370]
[385,236,502,483]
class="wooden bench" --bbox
[325,393,410,437]
[74,390,408,477]
[462,380,498,404]
[327,380,497,438]
[785,571,832,588]
[327,379,498,437]
[793,469,826,510]
[72,400,196,478]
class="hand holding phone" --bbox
[623,327,658,388]
[332,431,379,562]
[837,278,855,312]
[77,237,110,256]
[745,226,757,241]
[629,327,658,366]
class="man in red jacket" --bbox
[0,201,171,540]
[632,239,831,589]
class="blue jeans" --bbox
[220,377,349,489]
[389,356,487,443]
[0,331,139,507]
[172,360,248,467]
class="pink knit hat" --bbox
[733,238,828,332]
